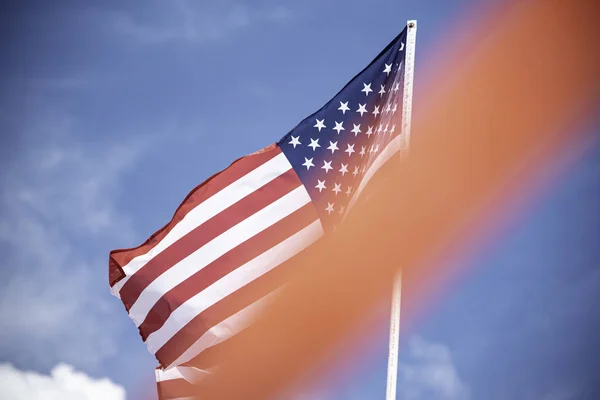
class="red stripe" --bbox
[155,217,318,367]
[119,167,300,310]
[109,144,280,287]
[139,202,318,340]
[156,378,195,400]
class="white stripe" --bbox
[155,366,185,381]
[347,134,406,213]
[129,185,311,328]
[111,152,292,297]
[357,134,405,197]
[149,219,324,355]
[166,288,284,369]
[155,366,212,383]
[155,366,211,400]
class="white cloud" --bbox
[398,337,470,400]
[106,1,293,45]
[0,363,125,400]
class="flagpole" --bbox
[385,19,417,400]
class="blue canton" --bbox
[278,28,408,232]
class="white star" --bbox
[383,63,392,75]
[353,166,360,176]
[315,179,326,192]
[366,126,374,137]
[338,101,350,114]
[385,103,392,113]
[345,143,355,156]
[377,125,383,134]
[322,160,333,173]
[333,121,345,134]
[302,157,314,170]
[351,124,361,136]
[399,42,405,51]
[339,163,349,176]
[392,103,398,113]
[346,186,353,196]
[308,138,320,151]
[372,105,380,117]
[327,141,339,154]
[314,119,326,132]
[359,146,366,157]
[338,204,345,214]
[374,144,380,153]
[389,124,396,134]
[362,83,373,96]
[383,124,389,134]
[332,183,342,196]
[379,85,386,97]
[288,135,301,148]
[392,82,400,92]
[326,202,335,214]
[356,103,368,116]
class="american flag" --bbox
[109,26,410,400]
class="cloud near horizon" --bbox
[0,363,125,400]
[289,336,469,400]
[397,337,470,400]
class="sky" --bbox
[0,1,598,399]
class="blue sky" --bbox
[0,1,598,399]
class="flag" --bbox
[109,25,411,399]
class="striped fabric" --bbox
[109,26,410,399]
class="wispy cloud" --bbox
[0,108,157,370]
[398,337,470,400]
[107,1,293,45]
[0,363,125,400]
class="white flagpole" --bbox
[385,19,417,400]
[385,269,403,400]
